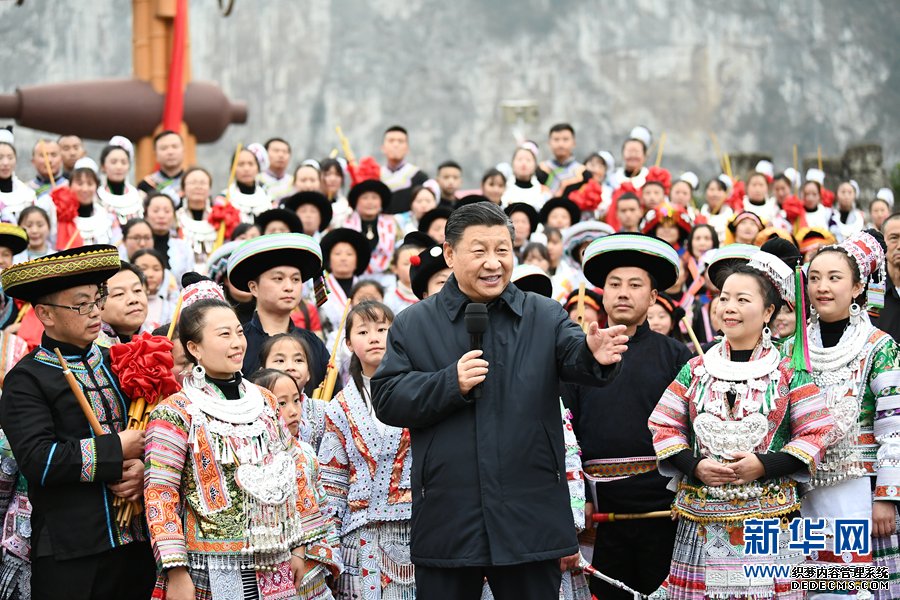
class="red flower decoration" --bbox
[51,186,80,223]
[208,203,242,239]
[569,179,604,212]
[645,167,672,195]
[820,187,835,208]
[605,182,641,231]
[727,180,746,211]
[347,156,382,186]
[110,332,180,404]
[782,195,805,224]
[409,254,421,267]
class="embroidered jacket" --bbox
[783,324,900,497]
[0,335,144,560]
[649,343,834,524]
[144,383,337,577]
[317,381,412,536]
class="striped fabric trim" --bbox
[707,243,759,266]
[582,233,679,267]
[227,232,323,273]
[80,438,97,482]
[41,442,57,486]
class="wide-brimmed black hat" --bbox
[0,224,28,255]
[402,231,437,249]
[319,228,372,276]
[227,233,324,292]
[348,179,392,212]
[511,264,552,298]
[1,244,121,302]
[280,191,333,232]
[538,197,580,228]
[254,208,303,235]
[504,202,539,233]
[418,206,454,236]
[410,245,450,300]
[582,232,680,290]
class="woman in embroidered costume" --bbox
[145,192,193,283]
[176,167,218,272]
[260,334,328,451]
[96,138,144,226]
[0,131,48,228]
[781,229,900,599]
[69,159,120,245]
[501,143,550,210]
[648,251,834,599]
[250,368,341,599]
[216,148,274,224]
[317,301,415,600]
[317,228,371,350]
[342,175,398,288]
[145,295,337,600]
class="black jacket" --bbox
[241,311,340,396]
[875,277,900,342]
[562,322,693,513]
[0,335,144,560]
[372,275,619,567]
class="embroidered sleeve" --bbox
[780,375,833,478]
[298,443,342,580]
[144,404,191,570]
[0,369,123,487]
[316,408,351,534]
[0,430,17,518]
[560,401,585,531]
[870,342,900,500]
[649,362,694,475]
[293,442,330,546]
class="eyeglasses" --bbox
[40,295,108,315]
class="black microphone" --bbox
[464,303,489,399]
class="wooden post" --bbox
[132,0,196,180]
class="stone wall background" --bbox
[1,0,898,200]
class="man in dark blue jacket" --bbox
[372,203,628,600]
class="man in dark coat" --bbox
[0,246,155,600]
[564,232,692,599]
[372,203,628,600]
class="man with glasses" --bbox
[0,245,156,600]
[97,263,149,347]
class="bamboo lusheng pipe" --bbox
[654,132,667,168]
[166,294,183,340]
[13,303,30,325]
[313,298,352,401]
[682,315,705,357]
[575,282,587,333]
[118,412,152,528]
[592,510,671,522]
[335,125,357,168]
[38,139,56,189]
[213,142,242,249]
[53,348,104,436]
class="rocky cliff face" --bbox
[2,0,898,195]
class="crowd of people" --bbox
[0,120,897,600]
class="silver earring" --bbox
[191,364,206,388]
[850,302,863,325]
[809,306,819,323]
[762,326,772,349]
